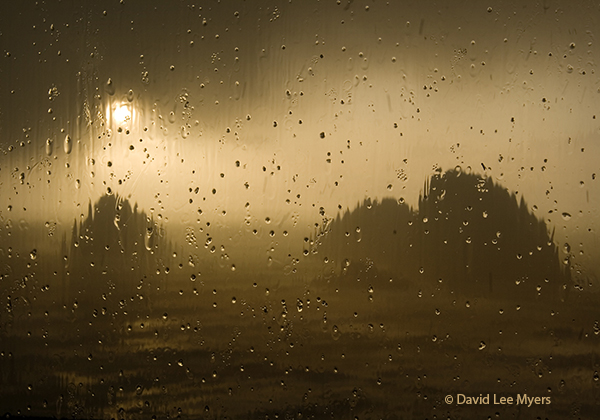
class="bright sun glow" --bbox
[113,104,131,124]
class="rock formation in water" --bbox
[66,194,164,304]
[313,169,571,301]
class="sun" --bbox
[113,104,131,124]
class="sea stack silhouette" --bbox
[66,194,163,304]
[314,168,571,302]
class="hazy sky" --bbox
[1,0,599,278]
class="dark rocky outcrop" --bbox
[313,169,570,301]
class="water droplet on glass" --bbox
[144,226,153,251]
[332,325,341,340]
[64,135,72,154]
[105,78,115,95]
[45,138,53,156]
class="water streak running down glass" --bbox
[0,1,599,418]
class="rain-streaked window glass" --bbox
[1,1,599,418]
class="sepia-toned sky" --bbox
[1,0,599,279]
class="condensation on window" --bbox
[0,1,598,418]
